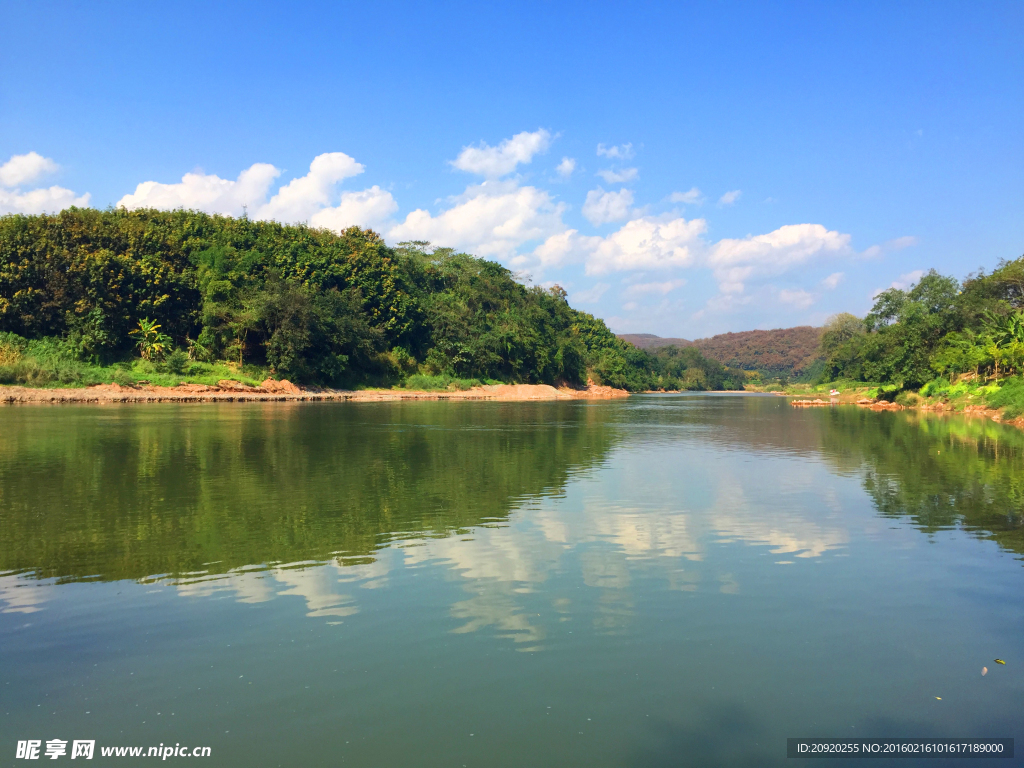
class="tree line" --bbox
[0,208,739,391]
[820,255,1024,388]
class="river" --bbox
[1,395,1021,766]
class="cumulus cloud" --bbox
[534,215,707,275]
[669,187,703,205]
[0,152,89,215]
[596,167,638,184]
[0,185,91,215]
[450,129,553,178]
[116,152,401,232]
[821,272,844,290]
[582,187,634,226]
[555,157,576,178]
[389,180,567,260]
[118,162,281,216]
[0,152,59,187]
[718,189,742,206]
[707,223,851,293]
[623,279,687,297]
[309,186,398,232]
[257,152,365,222]
[778,288,815,309]
[596,143,634,160]
[119,152,367,222]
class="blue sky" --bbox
[1,1,1021,338]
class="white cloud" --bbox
[821,272,844,290]
[778,288,815,309]
[0,152,89,215]
[555,157,576,178]
[389,180,567,260]
[451,129,553,178]
[861,235,918,259]
[0,152,59,187]
[623,279,687,297]
[257,152,364,222]
[119,152,366,222]
[707,223,851,293]
[596,143,634,160]
[117,152,402,232]
[533,214,707,275]
[596,167,638,184]
[718,189,742,206]
[669,187,703,205]
[118,162,281,216]
[571,283,609,304]
[309,186,398,233]
[582,187,634,226]
[0,186,91,215]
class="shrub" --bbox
[163,349,189,375]
[895,391,922,407]
[111,369,135,387]
[987,377,1024,419]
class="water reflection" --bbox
[1,397,1023,631]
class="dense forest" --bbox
[620,326,823,380]
[0,208,740,392]
[820,255,1024,413]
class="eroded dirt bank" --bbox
[787,395,1024,429]
[0,380,630,405]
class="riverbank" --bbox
[0,380,630,404]
[766,382,1024,429]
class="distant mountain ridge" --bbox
[619,326,823,377]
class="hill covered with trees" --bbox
[620,326,823,379]
[0,208,739,393]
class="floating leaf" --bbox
[995,659,1006,665]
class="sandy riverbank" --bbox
[0,380,630,405]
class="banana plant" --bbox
[130,318,172,361]
[986,310,1024,348]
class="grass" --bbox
[745,379,884,399]
[401,373,491,391]
[0,333,511,392]
[0,333,267,389]
[985,377,1024,419]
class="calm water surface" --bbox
[1,395,1022,767]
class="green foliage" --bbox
[402,373,485,391]
[130,318,172,360]
[0,210,668,390]
[0,333,96,386]
[986,377,1024,419]
[644,344,746,391]
[162,349,189,376]
[824,256,1024,390]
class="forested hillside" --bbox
[821,258,1024,390]
[0,208,738,393]
[620,326,822,379]
[618,333,692,350]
